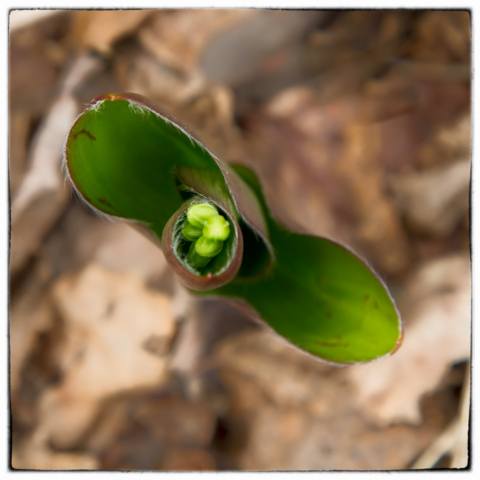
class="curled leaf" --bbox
[65,93,402,364]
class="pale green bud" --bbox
[203,215,230,242]
[188,242,211,269]
[195,236,223,258]
[182,221,203,241]
[186,203,218,229]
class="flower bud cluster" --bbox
[182,202,231,269]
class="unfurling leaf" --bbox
[64,93,403,365]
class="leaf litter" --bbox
[9,9,470,471]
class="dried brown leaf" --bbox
[388,159,471,237]
[34,264,175,448]
[418,114,471,169]
[10,295,54,396]
[70,10,152,54]
[12,442,98,471]
[10,54,104,275]
[139,9,254,73]
[10,94,77,274]
[215,328,455,470]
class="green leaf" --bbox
[65,93,403,365]
[211,165,403,364]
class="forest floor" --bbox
[9,9,471,471]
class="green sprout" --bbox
[203,214,230,241]
[64,93,403,365]
[182,202,231,269]
[186,203,218,228]
[182,222,203,242]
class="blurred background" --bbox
[9,9,471,471]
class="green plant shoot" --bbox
[64,93,403,365]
